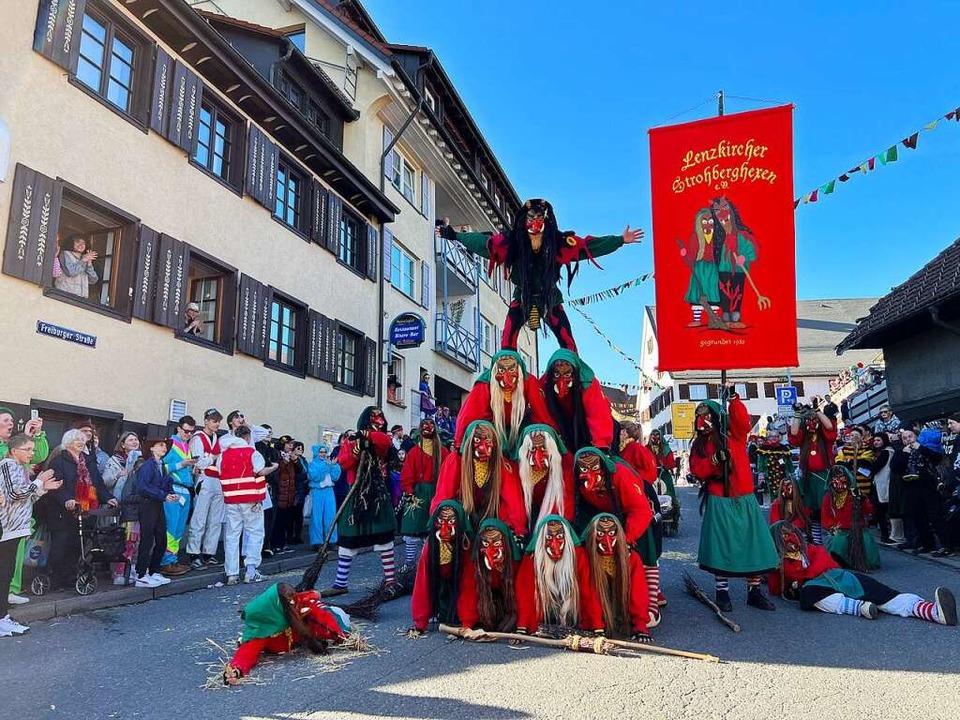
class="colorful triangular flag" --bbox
[867,158,876,171]
[878,145,898,164]
[902,133,919,149]
[838,173,850,182]
[924,120,939,131]
[809,189,819,203]
[947,111,957,121]
[793,198,801,209]
[859,162,870,173]
[821,180,836,195]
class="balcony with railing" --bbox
[435,311,480,371]
[436,234,480,294]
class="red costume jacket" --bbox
[338,431,393,485]
[821,494,873,534]
[647,443,677,471]
[577,461,654,545]
[621,441,657,484]
[516,546,596,633]
[456,560,520,630]
[540,377,614,451]
[454,376,555,450]
[581,549,650,635]
[525,453,577,529]
[788,423,838,473]
[411,543,468,631]
[689,396,753,497]
[767,544,840,597]
[430,454,527,537]
[399,444,449,494]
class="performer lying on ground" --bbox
[223,583,351,685]
[582,513,651,642]
[410,500,472,633]
[439,199,641,351]
[768,521,956,626]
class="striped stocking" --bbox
[644,565,660,611]
[811,522,823,546]
[404,537,422,566]
[381,548,396,586]
[912,600,938,623]
[715,576,729,593]
[333,550,353,589]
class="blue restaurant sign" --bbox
[36,321,97,348]
[389,313,426,349]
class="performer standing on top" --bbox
[540,349,614,453]
[439,199,642,350]
[399,417,450,568]
[455,350,553,457]
[788,401,838,546]
[690,387,779,612]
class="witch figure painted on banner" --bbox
[439,199,642,351]
[678,196,770,332]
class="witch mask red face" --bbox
[545,521,566,561]
[595,518,617,556]
[434,507,457,543]
[494,357,520,392]
[528,432,549,471]
[552,361,575,399]
[369,410,386,432]
[421,420,436,438]
[577,455,605,493]
[781,482,794,500]
[830,472,848,494]
[480,528,506,571]
[695,406,714,435]
[472,429,494,462]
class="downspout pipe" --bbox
[376,53,436,408]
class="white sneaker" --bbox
[0,615,28,634]
[0,618,13,638]
[135,575,160,588]
[7,593,29,605]
[127,571,139,586]
[243,569,264,584]
[150,573,171,586]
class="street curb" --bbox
[15,553,315,624]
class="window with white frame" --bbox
[390,242,416,298]
[735,383,748,398]
[480,315,497,356]
[390,148,417,204]
[689,384,708,401]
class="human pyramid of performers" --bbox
[224,200,956,685]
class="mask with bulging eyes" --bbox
[494,356,520,392]
[695,406,714,435]
[472,429,494,462]
[369,410,387,432]
[480,527,506,571]
[577,454,605,494]
[527,432,549,472]
[594,517,618,556]
[434,506,457,543]
[544,521,566,561]
[551,360,575,399]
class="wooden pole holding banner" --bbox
[716,90,731,491]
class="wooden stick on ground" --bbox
[438,625,720,663]
[682,570,741,633]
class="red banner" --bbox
[649,106,797,371]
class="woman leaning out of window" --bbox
[54,235,99,298]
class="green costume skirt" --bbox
[399,482,436,537]
[338,482,396,549]
[684,260,721,305]
[800,470,829,517]
[698,494,779,577]
[825,529,881,571]
[657,468,678,504]
[636,524,660,566]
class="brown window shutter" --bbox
[326,193,342,252]
[152,234,191,329]
[747,382,759,399]
[3,164,61,286]
[236,274,271,360]
[132,224,159,321]
[306,309,322,379]
[165,62,203,152]
[219,270,238,353]
[245,126,278,210]
[763,382,775,398]
[678,384,689,400]
[310,180,327,247]
[793,381,805,397]
[321,315,337,382]
[149,47,174,135]
[365,223,378,281]
[363,337,378,396]
[708,383,720,399]
[33,0,87,71]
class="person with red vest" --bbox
[219,424,267,585]
[187,408,224,569]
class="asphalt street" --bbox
[3,486,958,720]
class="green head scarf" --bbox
[525,513,581,553]
[430,499,475,539]
[476,349,527,384]
[475,517,522,561]
[240,584,289,643]
[518,423,568,454]
[545,349,595,388]
[574,446,617,473]
[459,419,498,457]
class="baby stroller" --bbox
[31,507,129,597]
[654,468,681,537]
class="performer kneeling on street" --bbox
[222,582,352,685]
[822,466,881,572]
[399,417,449,568]
[768,521,956,626]
[690,387,779,613]
[516,515,596,635]
[410,500,472,633]
[582,513,651,643]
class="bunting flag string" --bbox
[598,380,646,393]
[794,102,960,208]
[567,271,655,307]
[570,303,663,390]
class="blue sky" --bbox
[364,0,960,384]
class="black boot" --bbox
[715,589,732,612]
[747,586,776,611]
